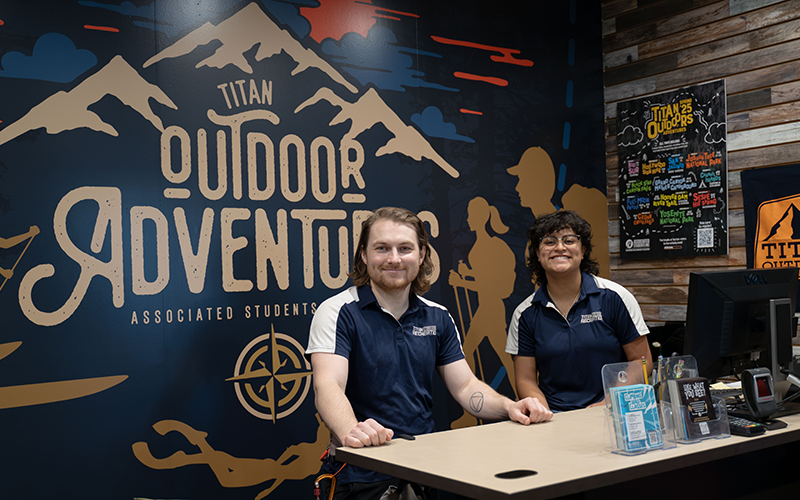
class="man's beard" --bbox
[369,267,414,292]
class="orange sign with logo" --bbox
[754,194,800,268]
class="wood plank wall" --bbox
[601,0,800,325]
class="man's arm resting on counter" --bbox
[310,352,394,448]
[437,358,552,424]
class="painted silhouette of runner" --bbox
[132,413,328,499]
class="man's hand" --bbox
[342,418,394,448]
[508,397,553,425]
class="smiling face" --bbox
[535,227,585,279]
[361,219,425,295]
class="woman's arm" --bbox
[622,335,653,375]
[513,355,550,411]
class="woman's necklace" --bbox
[554,288,581,319]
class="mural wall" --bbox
[0,1,605,498]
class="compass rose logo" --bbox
[227,325,313,422]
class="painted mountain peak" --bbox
[763,203,800,241]
[143,2,358,95]
[297,87,459,178]
[0,55,176,146]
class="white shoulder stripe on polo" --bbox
[305,286,359,355]
[417,295,463,345]
[505,293,535,355]
[591,276,649,336]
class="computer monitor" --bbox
[684,268,798,383]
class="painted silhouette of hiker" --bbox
[508,147,609,278]
[449,197,516,428]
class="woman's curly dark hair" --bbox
[526,210,599,286]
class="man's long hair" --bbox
[527,210,599,287]
[349,207,434,295]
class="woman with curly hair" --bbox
[505,210,652,411]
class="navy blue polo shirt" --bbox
[306,285,464,484]
[506,273,648,411]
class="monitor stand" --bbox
[774,372,800,417]
[773,401,800,418]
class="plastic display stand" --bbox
[657,355,731,444]
[657,355,699,384]
[601,360,677,456]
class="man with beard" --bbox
[306,207,551,500]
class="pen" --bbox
[657,355,663,399]
[642,356,648,385]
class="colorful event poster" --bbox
[617,80,728,260]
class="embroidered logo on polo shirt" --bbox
[412,326,437,336]
[581,311,603,324]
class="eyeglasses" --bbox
[539,234,580,247]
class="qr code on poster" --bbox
[697,227,714,248]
